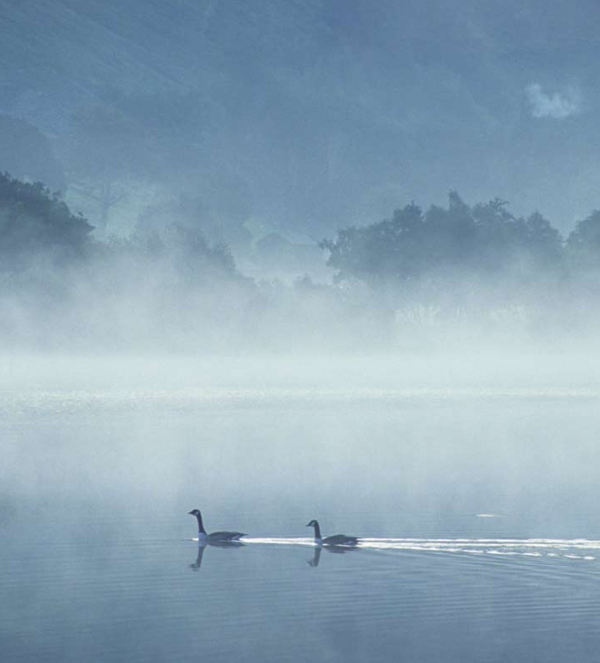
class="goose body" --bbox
[306,519,359,547]
[189,509,246,542]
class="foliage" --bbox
[566,210,600,263]
[137,194,253,255]
[322,192,566,306]
[4,170,600,350]
[0,171,93,270]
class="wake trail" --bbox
[236,537,600,560]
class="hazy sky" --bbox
[0,0,598,234]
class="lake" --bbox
[2,356,600,662]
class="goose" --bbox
[188,509,246,543]
[306,519,359,546]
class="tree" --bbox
[0,172,93,270]
[525,211,563,267]
[422,191,477,268]
[161,223,239,282]
[64,105,152,233]
[322,192,569,309]
[321,203,424,284]
[564,210,600,303]
[136,193,253,256]
[471,198,528,274]
[567,210,600,260]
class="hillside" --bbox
[0,0,598,234]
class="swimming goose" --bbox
[188,509,246,542]
[306,519,359,546]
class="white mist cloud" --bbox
[526,83,581,119]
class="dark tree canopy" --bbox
[3,169,600,350]
[0,172,93,269]
[567,211,600,258]
[322,192,566,304]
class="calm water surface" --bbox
[2,385,600,662]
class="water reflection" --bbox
[190,544,206,570]
[307,546,321,567]
[307,543,359,567]
[189,540,245,571]
[5,387,600,663]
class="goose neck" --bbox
[312,521,322,542]
[195,512,207,535]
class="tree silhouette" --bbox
[322,192,567,307]
[0,172,92,270]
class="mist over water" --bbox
[3,1,600,661]
[1,356,600,662]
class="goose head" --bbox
[306,519,318,528]
[188,509,201,517]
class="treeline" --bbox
[323,192,600,310]
[0,172,370,352]
[2,172,600,351]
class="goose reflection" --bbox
[190,540,245,572]
[308,546,322,567]
[190,544,207,570]
[307,543,357,567]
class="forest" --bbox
[1,170,599,353]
